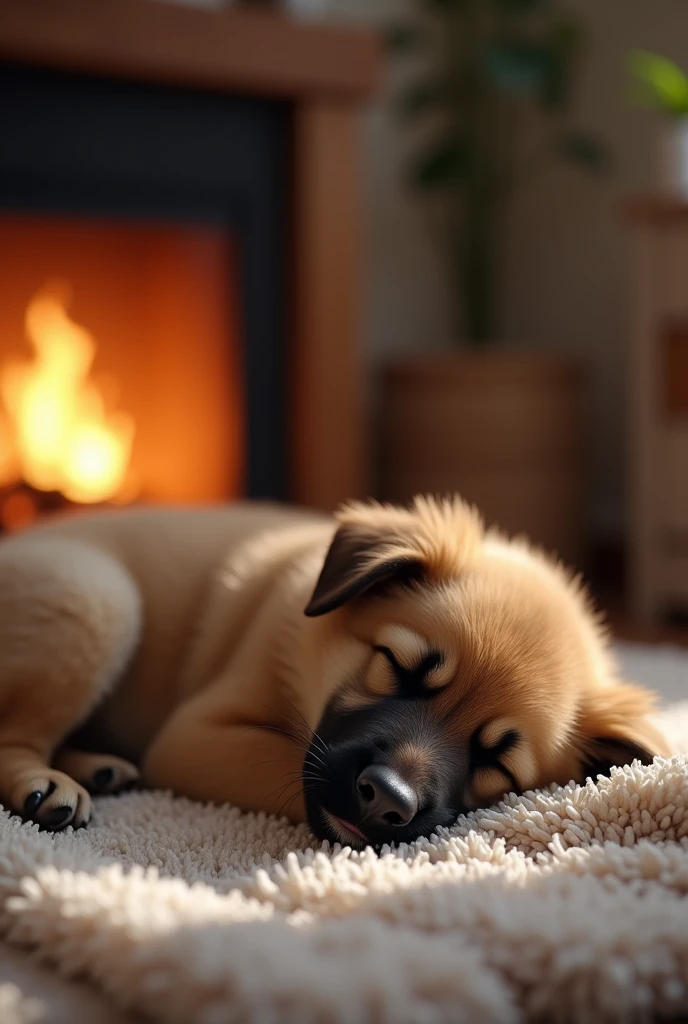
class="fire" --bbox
[0,280,135,504]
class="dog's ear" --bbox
[575,679,670,781]
[579,736,657,779]
[304,525,424,618]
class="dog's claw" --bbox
[23,791,43,816]
[92,767,114,792]
[44,805,73,828]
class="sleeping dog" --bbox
[0,495,669,847]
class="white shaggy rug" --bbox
[0,642,687,1024]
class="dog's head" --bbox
[300,496,668,849]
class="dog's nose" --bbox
[355,765,419,827]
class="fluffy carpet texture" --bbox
[0,643,687,1023]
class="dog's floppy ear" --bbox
[305,495,484,617]
[579,736,657,779]
[575,679,670,781]
[304,525,423,617]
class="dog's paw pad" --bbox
[52,750,139,796]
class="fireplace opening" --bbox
[0,214,244,529]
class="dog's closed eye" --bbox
[374,644,446,696]
[476,722,520,757]
[470,722,521,793]
[371,625,452,693]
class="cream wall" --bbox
[325,0,688,541]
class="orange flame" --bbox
[1,280,135,504]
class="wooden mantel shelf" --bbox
[0,0,380,100]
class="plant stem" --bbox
[440,0,512,345]
[462,197,496,345]
[461,0,497,345]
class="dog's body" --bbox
[0,497,670,845]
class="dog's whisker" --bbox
[257,703,315,752]
[282,720,329,767]
[273,695,331,762]
[254,752,319,778]
[276,694,312,734]
[249,758,305,770]
[244,722,306,749]
[279,789,304,819]
[311,729,331,758]
[276,787,303,817]
[266,762,328,809]
[254,700,331,788]
[265,779,301,805]
[297,736,329,767]
[280,696,330,758]
[264,767,325,804]
[280,790,298,815]
[309,743,330,769]
[275,770,319,785]
[282,770,323,782]
[299,726,330,762]
[306,736,330,762]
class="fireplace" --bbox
[0,0,379,523]
[0,215,245,526]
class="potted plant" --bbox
[630,51,688,198]
[379,0,608,566]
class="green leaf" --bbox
[410,139,468,190]
[557,132,610,171]
[484,41,550,94]
[396,78,446,119]
[386,23,424,55]
[629,51,688,116]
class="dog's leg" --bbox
[143,682,308,823]
[0,539,141,830]
[52,749,140,795]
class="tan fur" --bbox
[0,496,669,832]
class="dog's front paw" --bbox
[52,749,140,795]
[13,769,92,830]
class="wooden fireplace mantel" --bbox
[0,0,380,511]
[0,0,379,100]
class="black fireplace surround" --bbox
[0,62,289,500]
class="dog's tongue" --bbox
[334,816,367,840]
